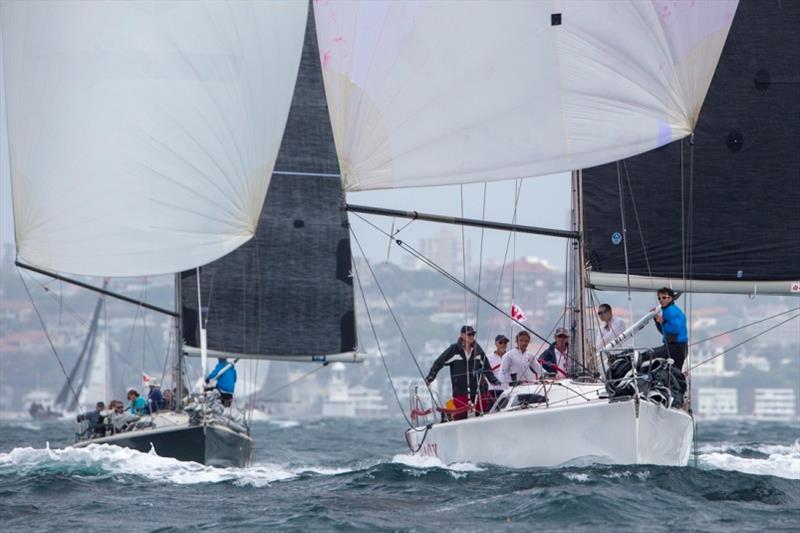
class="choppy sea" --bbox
[0,417,797,532]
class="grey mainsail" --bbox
[181,7,357,361]
[582,0,800,294]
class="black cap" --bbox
[495,334,509,343]
[460,325,476,334]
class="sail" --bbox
[181,8,358,362]
[313,0,737,191]
[583,0,800,295]
[1,1,306,277]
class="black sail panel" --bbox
[180,7,356,360]
[583,0,800,285]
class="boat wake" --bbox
[0,443,353,487]
[696,440,800,480]
[391,453,483,473]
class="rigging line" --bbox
[123,283,147,376]
[392,216,417,236]
[689,306,800,347]
[622,160,653,278]
[351,249,422,429]
[258,363,328,402]
[616,161,634,313]
[475,182,488,334]
[386,217,396,262]
[30,276,90,329]
[484,178,524,347]
[460,184,468,326]
[348,225,437,404]
[18,269,80,407]
[688,312,800,371]
[352,211,554,345]
[686,136,696,410]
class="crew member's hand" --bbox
[654,314,664,324]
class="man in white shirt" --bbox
[485,334,509,408]
[500,331,542,387]
[595,304,628,349]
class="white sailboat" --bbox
[1,1,318,467]
[308,0,797,467]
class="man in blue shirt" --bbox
[206,357,237,407]
[649,287,688,370]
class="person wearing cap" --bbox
[77,401,107,438]
[485,334,510,407]
[147,379,165,413]
[425,325,501,420]
[595,304,628,349]
[539,327,570,379]
[500,330,543,387]
[648,287,688,370]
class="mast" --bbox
[570,169,589,377]
[173,273,184,409]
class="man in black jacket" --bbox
[425,325,501,420]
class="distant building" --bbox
[696,388,738,420]
[417,227,472,276]
[692,348,737,378]
[738,353,771,373]
[753,388,796,421]
[321,363,388,418]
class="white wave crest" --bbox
[391,453,484,472]
[699,440,800,457]
[267,420,301,429]
[699,451,800,480]
[0,443,351,487]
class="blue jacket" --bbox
[207,359,237,395]
[127,396,148,415]
[656,302,688,343]
[148,388,165,412]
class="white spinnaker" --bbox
[1,1,306,277]
[314,0,737,191]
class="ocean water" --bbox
[0,417,797,532]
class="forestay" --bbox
[583,0,800,295]
[1,1,306,277]
[314,0,738,191]
[181,8,358,362]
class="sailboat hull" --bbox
[75,418,254,468]
[406,396,693,467]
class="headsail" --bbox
[181,7,358,363]
[1,1,306,277]
[583,0,800,295]
[314,0,737,191]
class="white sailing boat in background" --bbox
[1,1,334,467]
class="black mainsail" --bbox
[582,0,800,294]
[180,7,357,362]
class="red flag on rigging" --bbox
[510,303,527,322]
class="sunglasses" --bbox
[466,332,476,336]
[556,334,569,338]
[497,340,508,344]
[597,310,609,316]
[658,296,671,300]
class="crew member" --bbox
[425,325,501,420]
[486,334,509,409]
[500,330,542,387]
[206,357,237,407]
[539,327,570,379]
[650,287,688,370]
